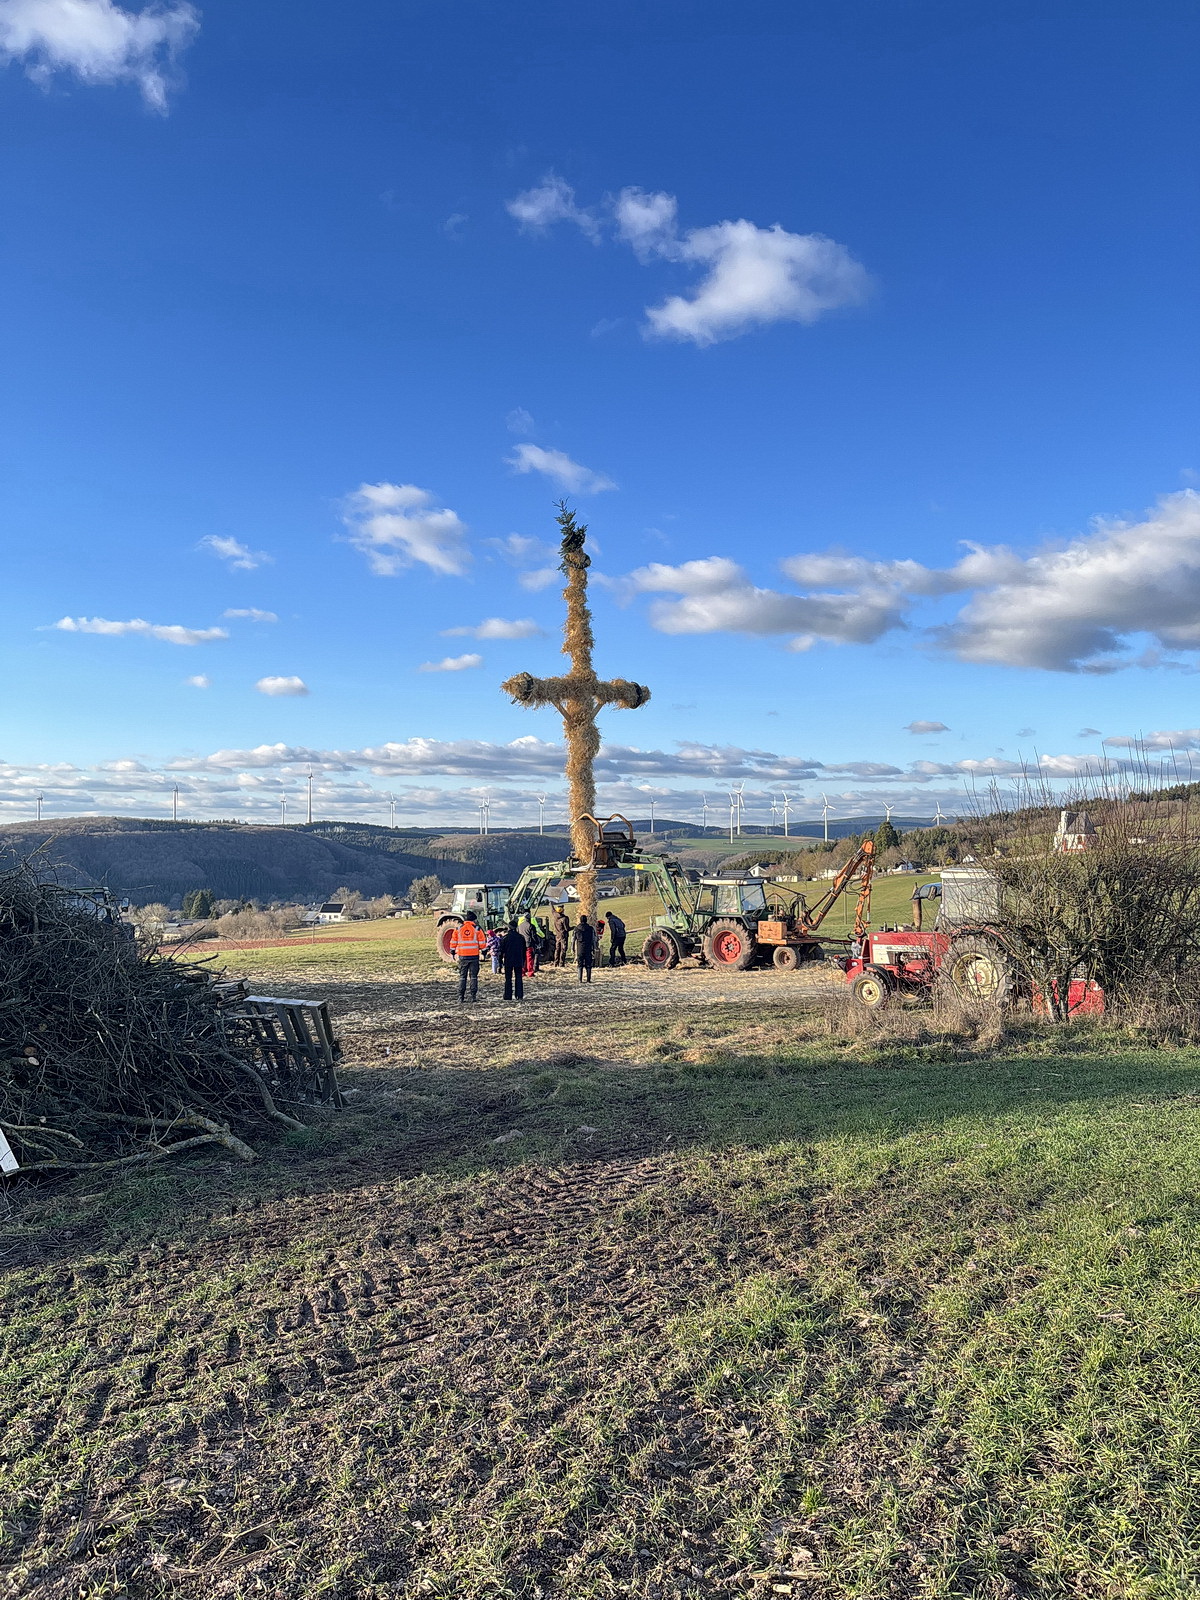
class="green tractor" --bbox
[640,841,877,972]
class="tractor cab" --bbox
[693,877,770,920]
[449,883,511,921]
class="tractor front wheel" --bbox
[772,945,801,972]
[435,916,462,964]
[703,920,756,971]
[642,931,682,970]
[851,970,895,1010]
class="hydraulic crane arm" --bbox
[798,840,876,935]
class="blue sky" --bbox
[2,0,1198,829]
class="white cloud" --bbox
[518,567,557,592]
[905,721,949,735]
[487,532,557,565]
[15,732,1197,829]
[199,535,272,572]
[938,491,1200,672]
[613,186,680,260]
[506,407,536,435]
[511,178,869,346]
[622,557,906,646]
[418,653,483,673]
[618,490,1200,673]
[442,618,545,640]
[643,217,870,346]
[0,0,198,111]
[342,482,470,577]
[53,615,227,645]
[185,674,210,688]
[1104,729,1200,751]
[506,175,599,241]
[507,443,616,495]
[255,676,309,697]
[222,608,278,622]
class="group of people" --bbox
[447,904,628,1003]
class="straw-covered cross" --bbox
[502,504,650,918]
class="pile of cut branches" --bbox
[0,861,303,1176]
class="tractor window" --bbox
[451,887,485,915]
[485,887,511,913]
[715,885,743,915]
[694,886,717,916]
[738,883,768,915]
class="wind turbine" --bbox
[478,794,491,835]
[649,797,656,835]
[780,790,792,838]
[388,792,397,828]
[769,795,780,834]
[728,787,738,842]
[537,793,547,835]
[700,792,710,832]
[734,781,746,836]
[932,800,947,825]
[306,768,314,825]
[35,793,43,823]
[820,792,832,843]
[171,785,179,823]
[280,793,288,826]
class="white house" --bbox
[1053,810,1097,853]
[317,901,348,923]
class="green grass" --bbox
[7,1006,1200,1597]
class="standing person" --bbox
[551,906,570,967]
[448,912,484,1003]
[529,912,546,972]
[606,911,627,965]
[484,925,501,974]
[595,916,607,968]
[572,914,596,983]
[518,914,537,978]
[500,919,526,1002]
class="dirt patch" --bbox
[2,1137,952,1600]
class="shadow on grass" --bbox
[10,1033,1200,1268]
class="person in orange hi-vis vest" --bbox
[449,913,486,1003]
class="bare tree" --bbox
[972,770,1200,1021]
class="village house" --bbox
[1053,810,1098,853]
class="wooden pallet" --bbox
[230,995,345,1108]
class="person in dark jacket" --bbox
[500,920,527,1002]
[572,914,596,982]
[606,911,627,965]
[551,907,570,966]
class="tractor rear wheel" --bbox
[435,916,462,964]
[851,970,895,1010]
[703,920,756,971]
[940,936,1014,1004]
[772,945,801,971]
[642,930,681,970]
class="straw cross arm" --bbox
[501,671,651,712]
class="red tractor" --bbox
[841,867,1104,1015]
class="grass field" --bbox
[184,872,940,986]
[8,885,1200,1599]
